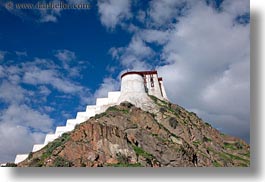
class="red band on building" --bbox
[121,70,158,78]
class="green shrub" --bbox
[224,142,237,150]
[192,140,201,147]
[94,112,107,119]
[106,106,129,114]
[46,133,70,155]
[242,151,250,157]
[29,158,43,167]
[116,153,129,164]
[213,160,222,167]
[235,142,243,149]
[106,152,143,167]
[203,136,212,142]
[133,146,153,160]
[148,95,158,102]
[223,152,249,163]
[106,106,120,112]
[4,163,17,167]
[175,108,180,115]
[28,152,33,159]
[40,152,50,161]
[53,157,73,167]
[190,112,197,116]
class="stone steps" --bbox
[14,154,29,165]
[13,71,169,164]
[14,91,121,164]
[32,144,45,152]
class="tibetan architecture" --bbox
[14,70,167,163]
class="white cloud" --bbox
[94,77,119,98]
[5,55,91,103]
[98,0,131,29]
[20,57,86,94]
[55,49,76,62]
[148,0,187,27]
[136,10,146,23]
[38,85,51,96]
[0,66,4,78]
[154,1,250,141]
[0,51,94,162]
[37,85,52,102]
[0,56,83,96]
[140,29,170,44]
[221,0,249,16]
[201,60,249,117]
[0,103,53,163]
[43,106,55,113]
[156,1,249,103]
[109,36,154,70]
[107,0,250,141]
[38,0,67,23]
[15,51,27,57]
[127,36,154,58]
[0,122,46,163]
[0,51,5,61]
[39,13,58,23]
[23,68,83,94]
[54,49,86,78]
[0,104,53,132]
[0,64,22,84]
[0,81,26,104]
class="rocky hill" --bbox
[16,96,250,167]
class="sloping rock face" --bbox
[18,97,250,167]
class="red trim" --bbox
[121,70,158,78]
[158,77,163,81]
[121,71,143,78]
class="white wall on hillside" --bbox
[14,71,168,164]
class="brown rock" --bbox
[17,98,250,167]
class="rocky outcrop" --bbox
[17,97,250,167]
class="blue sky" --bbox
[0,0,250,163]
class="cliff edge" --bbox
[16,96,250,167]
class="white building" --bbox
[14,70,168,164]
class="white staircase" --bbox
[14,91,121,164]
